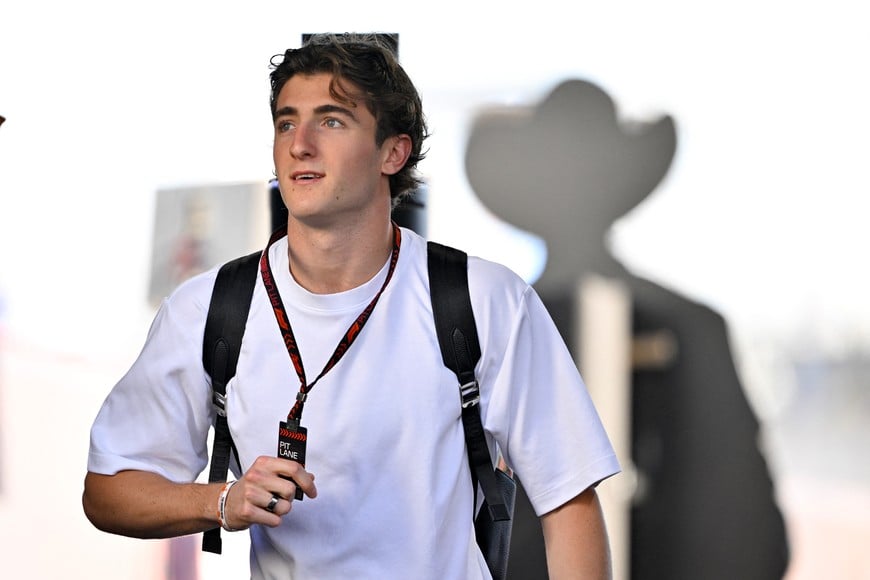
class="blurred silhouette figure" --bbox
[465,79,789,579]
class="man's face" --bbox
[272,73,398,227]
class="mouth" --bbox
[292,171,324,182]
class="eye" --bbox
[323,117,345,129]
[276,120,295,133]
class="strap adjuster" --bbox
[459,380,480,408]
[212,392,227,417]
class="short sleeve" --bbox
[473,266,620,516]
[87,270,218,482]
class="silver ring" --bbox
[266,494,280,512]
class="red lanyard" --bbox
[259,224,402,422]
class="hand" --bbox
[223,456,317,530]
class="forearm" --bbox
[541,487,612,580]
[83,457,317,539]
[82,470,221,539]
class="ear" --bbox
[380,134,413,176]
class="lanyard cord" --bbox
[259,224,402,422]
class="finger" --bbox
[264,493,281,513]
[247,457,301,495]
[227,477,282,528]
[273,458,317,500]
[296,472,317,499]
[247,487,290,522]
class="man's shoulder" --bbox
[466,253,528,287]
[160,261,224,313]
[401,228,533,305]
[453,252,534,322]
[407,230,523,278]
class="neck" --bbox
[285,216,395,294]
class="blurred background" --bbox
[1,1,868,578]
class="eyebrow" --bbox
[273,104,359,123]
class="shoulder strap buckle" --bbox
[460,380,481,408]
[212,391,228,417]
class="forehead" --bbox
[276,73,364,111]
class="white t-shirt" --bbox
[88,228,620,579]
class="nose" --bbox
[290,123,316,159]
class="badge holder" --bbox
[277,418,307,501]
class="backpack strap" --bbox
[427,242,511,522]
[201,250,260,554]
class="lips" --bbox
[292,171,324,181]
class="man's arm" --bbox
[83,470,224,538]
[82,457,316,538]
[541,486,612,580]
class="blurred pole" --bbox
[166,535,200,580]
[269,179,287,234]
[577,274,633,580]
[392,186,428,237]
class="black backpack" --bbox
[200,242,516,579]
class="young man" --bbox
[84,34,620,579]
